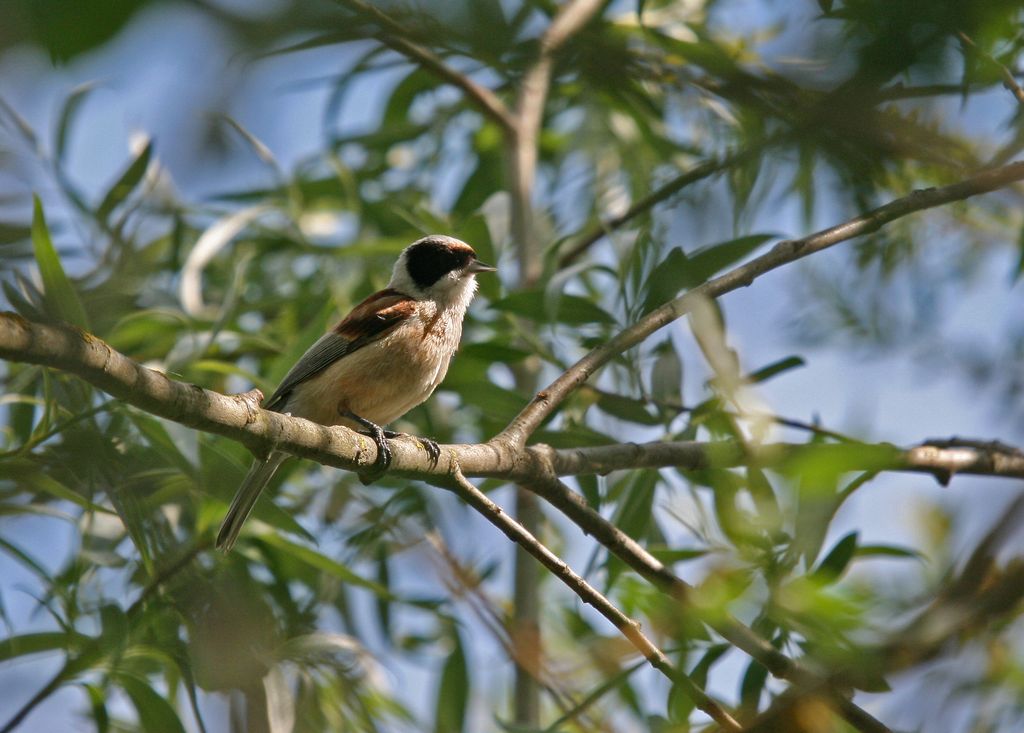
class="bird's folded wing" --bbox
[264,289,416,411]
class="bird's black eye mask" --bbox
[406,238,474,289]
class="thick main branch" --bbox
[2,312,1022,484]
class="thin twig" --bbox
[424,531,589,723]
[510,0,609,282]
[957,31,1024,107]
[332,0,516,132]
[584,384,859,443]
[444,468,741,731]
[557,138,783,268]
[497,159,1024,446]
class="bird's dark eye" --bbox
[406,237,474,288]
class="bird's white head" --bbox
[389,235,496,308]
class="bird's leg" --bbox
[382,430,441,467]
[342,411,392,482]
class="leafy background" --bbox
[3,0,1024,731]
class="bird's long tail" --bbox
[216,451,288,552]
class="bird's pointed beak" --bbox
[467,259,497,274]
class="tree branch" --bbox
[333,0,516,133]
[957,31,1024,107]
[557,137,783,268]
[3,312,1024,486]
[498,159,1024,446]
[510,0,608,283]
[444,469,740,731]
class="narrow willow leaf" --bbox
[434,630,469,733]
[0,631,87,662]
[96,139,153,223]
[118,674,187,733]
[32,196,89,328]
[746,355,806,384]
[81,682,111,733]
[739,659,769,714]
[595,392,661,425]
[855,544,923,561]
[812,531,859,584]
[258,534,390,595]
[56,82,98,163]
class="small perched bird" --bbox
[216,235,495,552]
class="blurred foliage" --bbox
[2,0,1024,731]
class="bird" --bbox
[216,235,496,552]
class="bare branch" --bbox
[557,138,782,268]
[957,31,1024,107]
[333,0,516,133]
[3,312,1024,487]
[444,470,740,731]
[498,159,1024,446]
[543,439,1024,482]
[510,0,609,283]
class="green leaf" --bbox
[666,674,694,725]
[649,341,683,406]
[690,644,730,688]
[490,290,617,325]
[745,467,781,531]
[0,631,88,662]
[855,544,923,561]
[642,247,689,314]
[434,630,469,733]
[686,234,774,286]
[0,536,51,583]
[745,356,805,384]
[595,392,661,425]
[577,474,600,509]
[739,659,769,714]
[643,236,775,314]
[32,195,89,328]
[648,547,710,565]
[56,82,98,163]
[604,471,658,588]
[257,534,391,596]
[81,682,110,733]
[96,139,153,223]
[812,531,859,584]
[118,674,187,733]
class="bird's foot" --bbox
[383,430,441,467]
[343,412,392,484]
